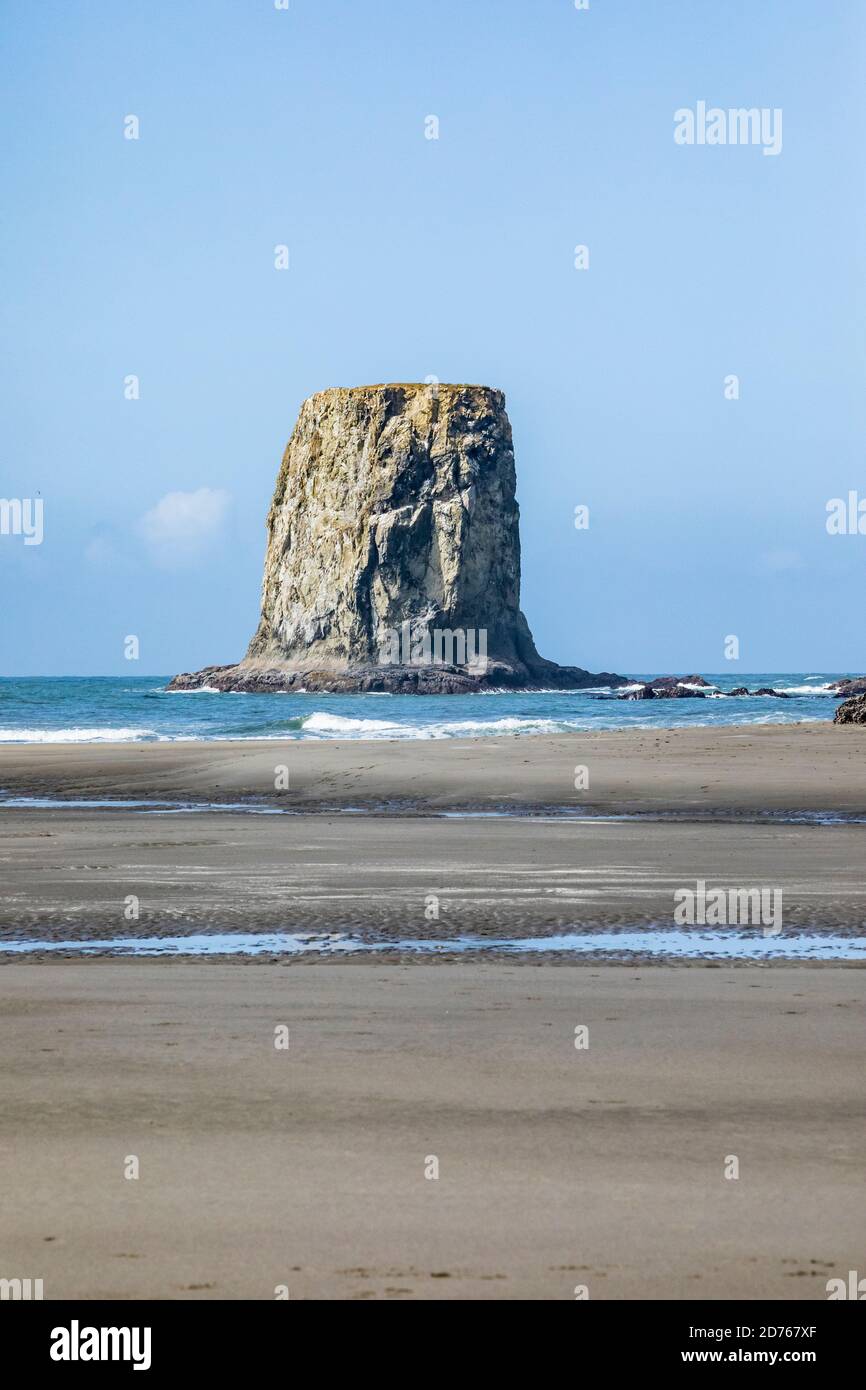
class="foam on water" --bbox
[302,712,404,735]
[2,929,863,959]
[0,727,161,743]
[0,674,853,744]
[774,681,837,695]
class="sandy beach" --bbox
[2,724,864,1299]
[1,724,865,942]
[1,961,862,1300]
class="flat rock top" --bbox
[312,382,496,391]
[304,382,502,404]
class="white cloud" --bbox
[138,488,231,568]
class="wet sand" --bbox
[1,722,864,817]
[1,961,862,1300]
[1,724,865,943]
[1,808,866,941]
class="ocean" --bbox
[0,673,853,743]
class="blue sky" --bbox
[2,0,864,676]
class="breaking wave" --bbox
[0,727,161,744]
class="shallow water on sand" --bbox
[2,795,865,826]
[2,929,863,960]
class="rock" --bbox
[830,677,866,698]
[834,694,866,724]
[616,683,706,701]
[728,687,795,698]
[652,686,706,699]
[646,674,711,690]
[618,677,710,701]
[168,384,628,694]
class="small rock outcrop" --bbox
[834,694,866,724]
[724,686,789,698]
[654,686,707,699]
[830,677,866,698]
[647,675,711,691]
[169,384,628,694]
[618,676,708,701]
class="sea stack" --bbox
[169,383,626,693]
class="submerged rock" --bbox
[169,384,627,694]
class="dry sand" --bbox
[1,961,862,1300]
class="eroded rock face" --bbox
[834,694,866,724]
[169,383,627,693]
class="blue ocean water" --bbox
[0,674,853,743]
